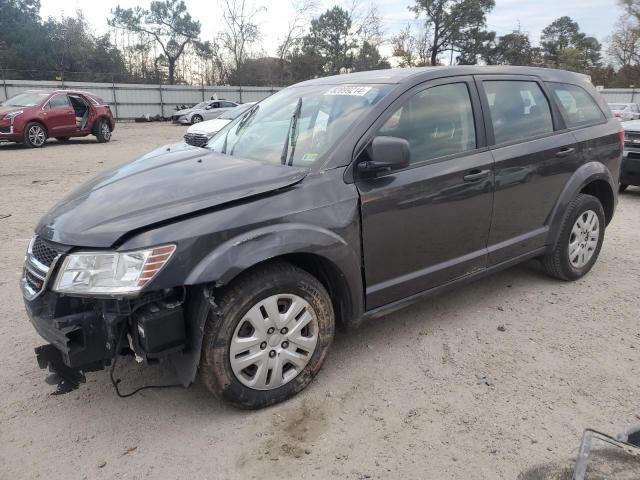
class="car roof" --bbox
[293,66,592,87]
[23,89,101,98]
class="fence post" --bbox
[201,81,205,101]
[159,82,165,119]
[1,76,7,102]
[239,85,243,103]
[111,78,119,119]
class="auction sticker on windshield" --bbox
[324,86,372,96]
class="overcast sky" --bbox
[39,0,624,60]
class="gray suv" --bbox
[22,67,622,408]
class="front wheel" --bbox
[191,114,203,124]
[23,122,47,148]
[541,193,605,281]
[199,262,334,409]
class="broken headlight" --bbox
[53,245,175,295]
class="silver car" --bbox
[608,102,640,122]
[172,100,239,125]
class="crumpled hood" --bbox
[36,143,307,247]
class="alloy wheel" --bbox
[229,293,319,390]
[28,125,46,146]
[101,122,111,141]
[568,209,600,268]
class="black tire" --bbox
[619,183,628,193]
[94,119,112,143]
[540,193,606,281]
[199,261,334,409]
[191,114,203,124]
[23,122,47,148]
[55,136,70,142]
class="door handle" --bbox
[556,147,575,158]
[463,169,490,182]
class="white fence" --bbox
[598,88,640,104]
[1,78,637,118]
[0,79,282,119]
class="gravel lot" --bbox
[1,123,639,479]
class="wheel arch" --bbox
[184,223,365,329]
[546,162,616,250]
[92,115,113,133]
[25,119,48,135]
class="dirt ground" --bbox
[0,123,639,480]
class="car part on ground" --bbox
[573,427,640,480]
[21,66,622,407]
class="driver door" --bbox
[204,101,221,120]
[355,77,495,309]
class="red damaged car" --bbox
[0,90,115,148]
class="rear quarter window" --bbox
[547,83,605,128]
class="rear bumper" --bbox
[621,153,640,186]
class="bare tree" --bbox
[220,0,265,82]
[277,0,318,61]
[109,0,201,84]
[607,16,640,67]
[392,23,431,67]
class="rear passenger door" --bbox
[356,77,494,309]
[476,75,580,265]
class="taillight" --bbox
[619,128,625,147]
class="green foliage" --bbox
[484,31,535,66]
[0,0,128,81]
[303,6,355,75]
[540,16,601,72]
[410,0,495,66]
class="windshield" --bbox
[191,102,207,109]
[207,84,391,167]
[3,93,48,107]
[609,104,627,110]
[219,103,255,120]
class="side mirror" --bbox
[358,136,410,176]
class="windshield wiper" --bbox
[281,98,302,166]
[222,104,260,154]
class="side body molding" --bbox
[545,161,616,249]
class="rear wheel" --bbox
[199,262,334,409]
[23,122,47,148]
[94,119,111,143]
[541,193,605,281]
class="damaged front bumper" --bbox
[24,287,189,394]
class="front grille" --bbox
[184,133,209,147]
[21,236,62,299]
[31,236,60,267]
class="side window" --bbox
[210,102,220,108]
[48,95,69,109]
[483,81,553,145]
[222,101,236,108]
[547,82,605,128]
[378,83,476,164]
